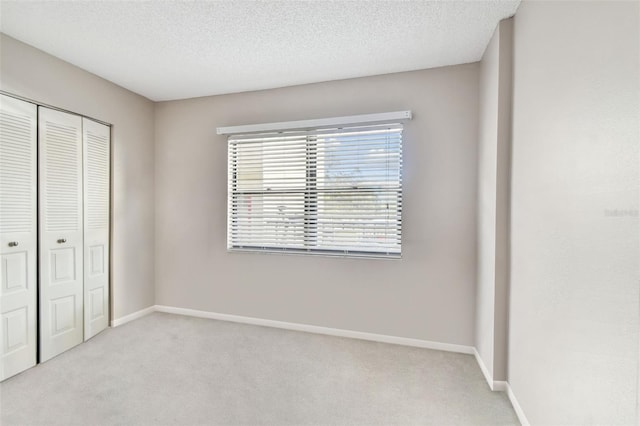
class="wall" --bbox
[493,18,513,387]
[0,34,156,321]
[475,18,513,386]
[475,21,500,382]
[509,1,639,424]
[155,64,480,345]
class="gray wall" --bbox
[0,34,156,321]
[475,21,500,380]
[475,18,513,385]
[509,1,639,424]
[155,65,480,345]
[493,18,512,387]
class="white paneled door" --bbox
[0,95,37,381]
[83,118,110,340]
[39,107,84,362]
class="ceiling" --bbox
[0,0,520,102]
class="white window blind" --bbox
[227,123,403,258]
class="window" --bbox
[227,123,403,258]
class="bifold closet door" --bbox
[0,95,37,381]
[39,107,84,362]
[83,118,110,340]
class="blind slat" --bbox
[228,123,402,258]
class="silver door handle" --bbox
[57,238,67,244]
[8,241,18,247]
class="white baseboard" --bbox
[472,348,510,392]
[154,305,475,354]
[110,305,156,327]
[472,348,528,424]
[473,347,495,390]
[506,383,530,426]
[111,304,526,424]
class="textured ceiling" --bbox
[0,0,520,101]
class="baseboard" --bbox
[110,305,156,327]
[472,347,528,424]
[473,348,495,390]
[506,383,530,426]
[110,305,528,424]
[472,348,510,393]
[154,305,474,354]
[112,304,526,424]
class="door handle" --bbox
[8,241,18,247]
[57,238,67,244]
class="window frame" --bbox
[225,117,407,259]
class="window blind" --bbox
[227,123,402,258]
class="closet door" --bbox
[83,118,110,340]
[0,95,37,381]
[39,107,83,362]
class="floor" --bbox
[0,313,518,425]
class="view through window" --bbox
[227,123,402,258]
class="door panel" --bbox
[4,307,28,350]
[0,94,37,381]
[51,247,77,282]
[39,107,83,362]
[83,118,110,340]
[2,252,27,291]
[50,295,76,335]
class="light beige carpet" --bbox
[0,312,518,425]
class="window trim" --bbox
[217,111,411,135]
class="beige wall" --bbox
[0,34,156,321]
[493,18,513,387]
[475,21,500,380]
[475,18,513,385]
[155,65,480,345]
[509,1,639,424]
